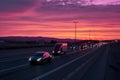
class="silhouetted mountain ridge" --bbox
[0,36,75,42]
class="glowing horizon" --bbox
[0,0,120,40]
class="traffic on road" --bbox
[0,42,115,80]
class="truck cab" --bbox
[52,43,68,55]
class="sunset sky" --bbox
[0,0,120,40]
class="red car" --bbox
[29,51,52,65]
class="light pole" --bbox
[73,21,78,50]
[89,29,91,40]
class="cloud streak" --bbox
[0,0,35,13]
[0,0,120,40]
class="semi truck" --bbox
[52,43,68,55]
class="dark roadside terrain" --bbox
[105,42,120,80]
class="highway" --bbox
[0,43,119,80]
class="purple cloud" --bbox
[0,0,36,13]
[0,0,120,39]
[33,4,120,26]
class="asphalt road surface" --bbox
[0,42,119,80]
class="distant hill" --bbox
[0,36,75,42]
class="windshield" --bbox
[34,53,43,57]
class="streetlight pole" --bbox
[89,29,91,40]
[73,21,78,50]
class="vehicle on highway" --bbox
[29,51,52,65]
[52,43,68,55]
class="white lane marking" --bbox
[62,51,98,80]
[0,64,29,73]
[32,51,91,80]
[63,46,107,80]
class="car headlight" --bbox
[58,51,61,53]
[29,57,31,61]
[52,51,54,53]
[37,58,41,61]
